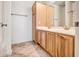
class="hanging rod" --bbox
[11,13,28,17]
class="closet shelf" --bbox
[11,13,28,17]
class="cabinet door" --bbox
[41,31,46,49]
[46,32,52,53]
[36,3,47,27]
[56,34,74,57]
[63,35,74,57]
[52,33,57,57]
[46,32,57,56]
[56,34,65,57]
[46,6,54,28]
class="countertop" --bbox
[36,26,75,36]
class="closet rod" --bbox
[11,13,28,17]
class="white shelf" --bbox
[11,13,28,17]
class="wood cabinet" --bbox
[32,2,75,57]
[36,3,47,27]
[36,2,54,27]
[56,34,74,57]
[32,2,54,43]
[46,6,54,28]
[46,32,57,56]
[36,30,75,57]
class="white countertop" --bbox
[37,26,75,36]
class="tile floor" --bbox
[11,41,50,57]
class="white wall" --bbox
[75,2,79,57]
[11,1,33,44]
[0,1,12,56]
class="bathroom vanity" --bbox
[35,27,75,57]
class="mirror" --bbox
[53,3,65,27]
[50,1,76,29]
[36,1,76,29]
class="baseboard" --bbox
[12,41,33,46]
